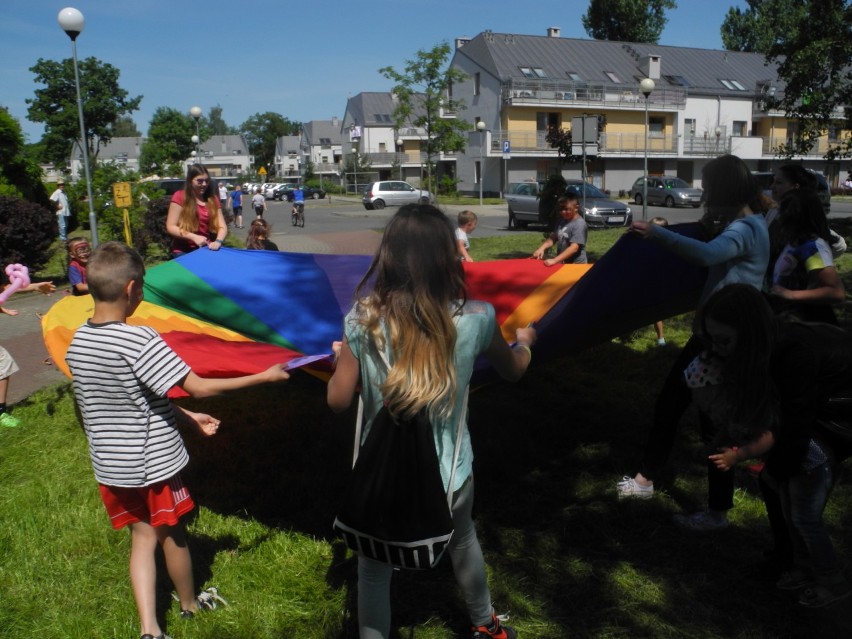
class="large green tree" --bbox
[26,57,142,170]
[207,105,237,136]
[109,115,142,138]
[139,107,196,176]
[582,0,677,43]
[723,0,851,159]
[0,108,49,204]
[379,41,469,191]
[240,112,299,175]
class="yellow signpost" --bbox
[112,182,133,245]
[258,166,267,178]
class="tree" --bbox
[26,57,142,169]
[240,112,300,175]
[139,107,196,176]
[207,105,236,136]
[582,0,677,43]
[0,108,49,204]
[723,0,851,159]
[379,41,470,192]
[110,115,142,138]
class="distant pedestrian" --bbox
[252,189,266,219]
[229,184,244,229]
[50,180,71,241]
[218,182,230,225]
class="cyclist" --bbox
[291,184,305,226]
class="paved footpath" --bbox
[1,229,385,407]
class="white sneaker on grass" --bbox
[616,475,654,500]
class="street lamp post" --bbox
[396,137,403,180]
[715,126,722,154]
[476,121,486,208]
[190,105,202,163]
[640,77,655,221]
[57,7,99,247]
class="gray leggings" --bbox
[357,476,493,638]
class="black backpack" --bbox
[333,388,467,570]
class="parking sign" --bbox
[502,140,511,158]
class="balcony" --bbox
[487,130,678,155]
[501,79,687,111]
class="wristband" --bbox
[514,344,532,361]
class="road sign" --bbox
[112,182,132,208]
[258,166,267,176]
[502,140,511,159]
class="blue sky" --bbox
[1,1,747,143]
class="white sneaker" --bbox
[616,475,654,500]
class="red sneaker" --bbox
[471,612,518,639]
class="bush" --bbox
[0,195,57,272]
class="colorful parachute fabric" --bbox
[42,224,707,394]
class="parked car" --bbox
[630,176,703,208]
[288,186,325,201]
[262,183,283,199]
[752,170,831,213]
[505,179,632,229]
[362,181,434,210]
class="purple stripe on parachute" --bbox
[532,222,707,357]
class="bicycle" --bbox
[291,201,305,227]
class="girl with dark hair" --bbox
[327,204,536,639]
[617,155,770,531]
[165,164,227,257]
[245,219,278,251]
[699,284,852,609]
[768,189,845,323]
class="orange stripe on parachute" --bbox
[42,295,252,378]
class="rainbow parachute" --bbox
[42,224,706,396]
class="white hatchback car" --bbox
[362,181,434,210]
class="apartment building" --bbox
[448,28,848,197]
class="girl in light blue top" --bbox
[618,154,770,532]
[328,203,536,639]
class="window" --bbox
[319,137,331,145]
[664,74,690,87]
[605,71,621,83]
[567,72,583,82]
[649,117,664,137]
[373,114,392,123]
[828,125,841,142]
[474,72,480,96]
[475,160,481,184]
[685,118,697,135]
[732,121,747,136]
[719,79,747,91]
[520,66,546,78]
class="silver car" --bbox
[362,181,434,210]
[631,176,703,208]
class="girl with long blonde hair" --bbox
[328,204,536,639]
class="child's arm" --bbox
[173,404,221,436]
[545,242,580,267]
[327,338,360,413]
[23,281,56,294]
[709,430,774,471]
[532,236,555,260]
[178,364,289,399]
[483,325,537,382]
[457,238,474,262]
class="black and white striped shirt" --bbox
[66,322,191,487]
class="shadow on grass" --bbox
[173,338,852,638]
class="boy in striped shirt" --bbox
[66,242,290,639]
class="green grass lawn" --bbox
[4,225,852,638]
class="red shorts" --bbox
[99,475,195,530]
